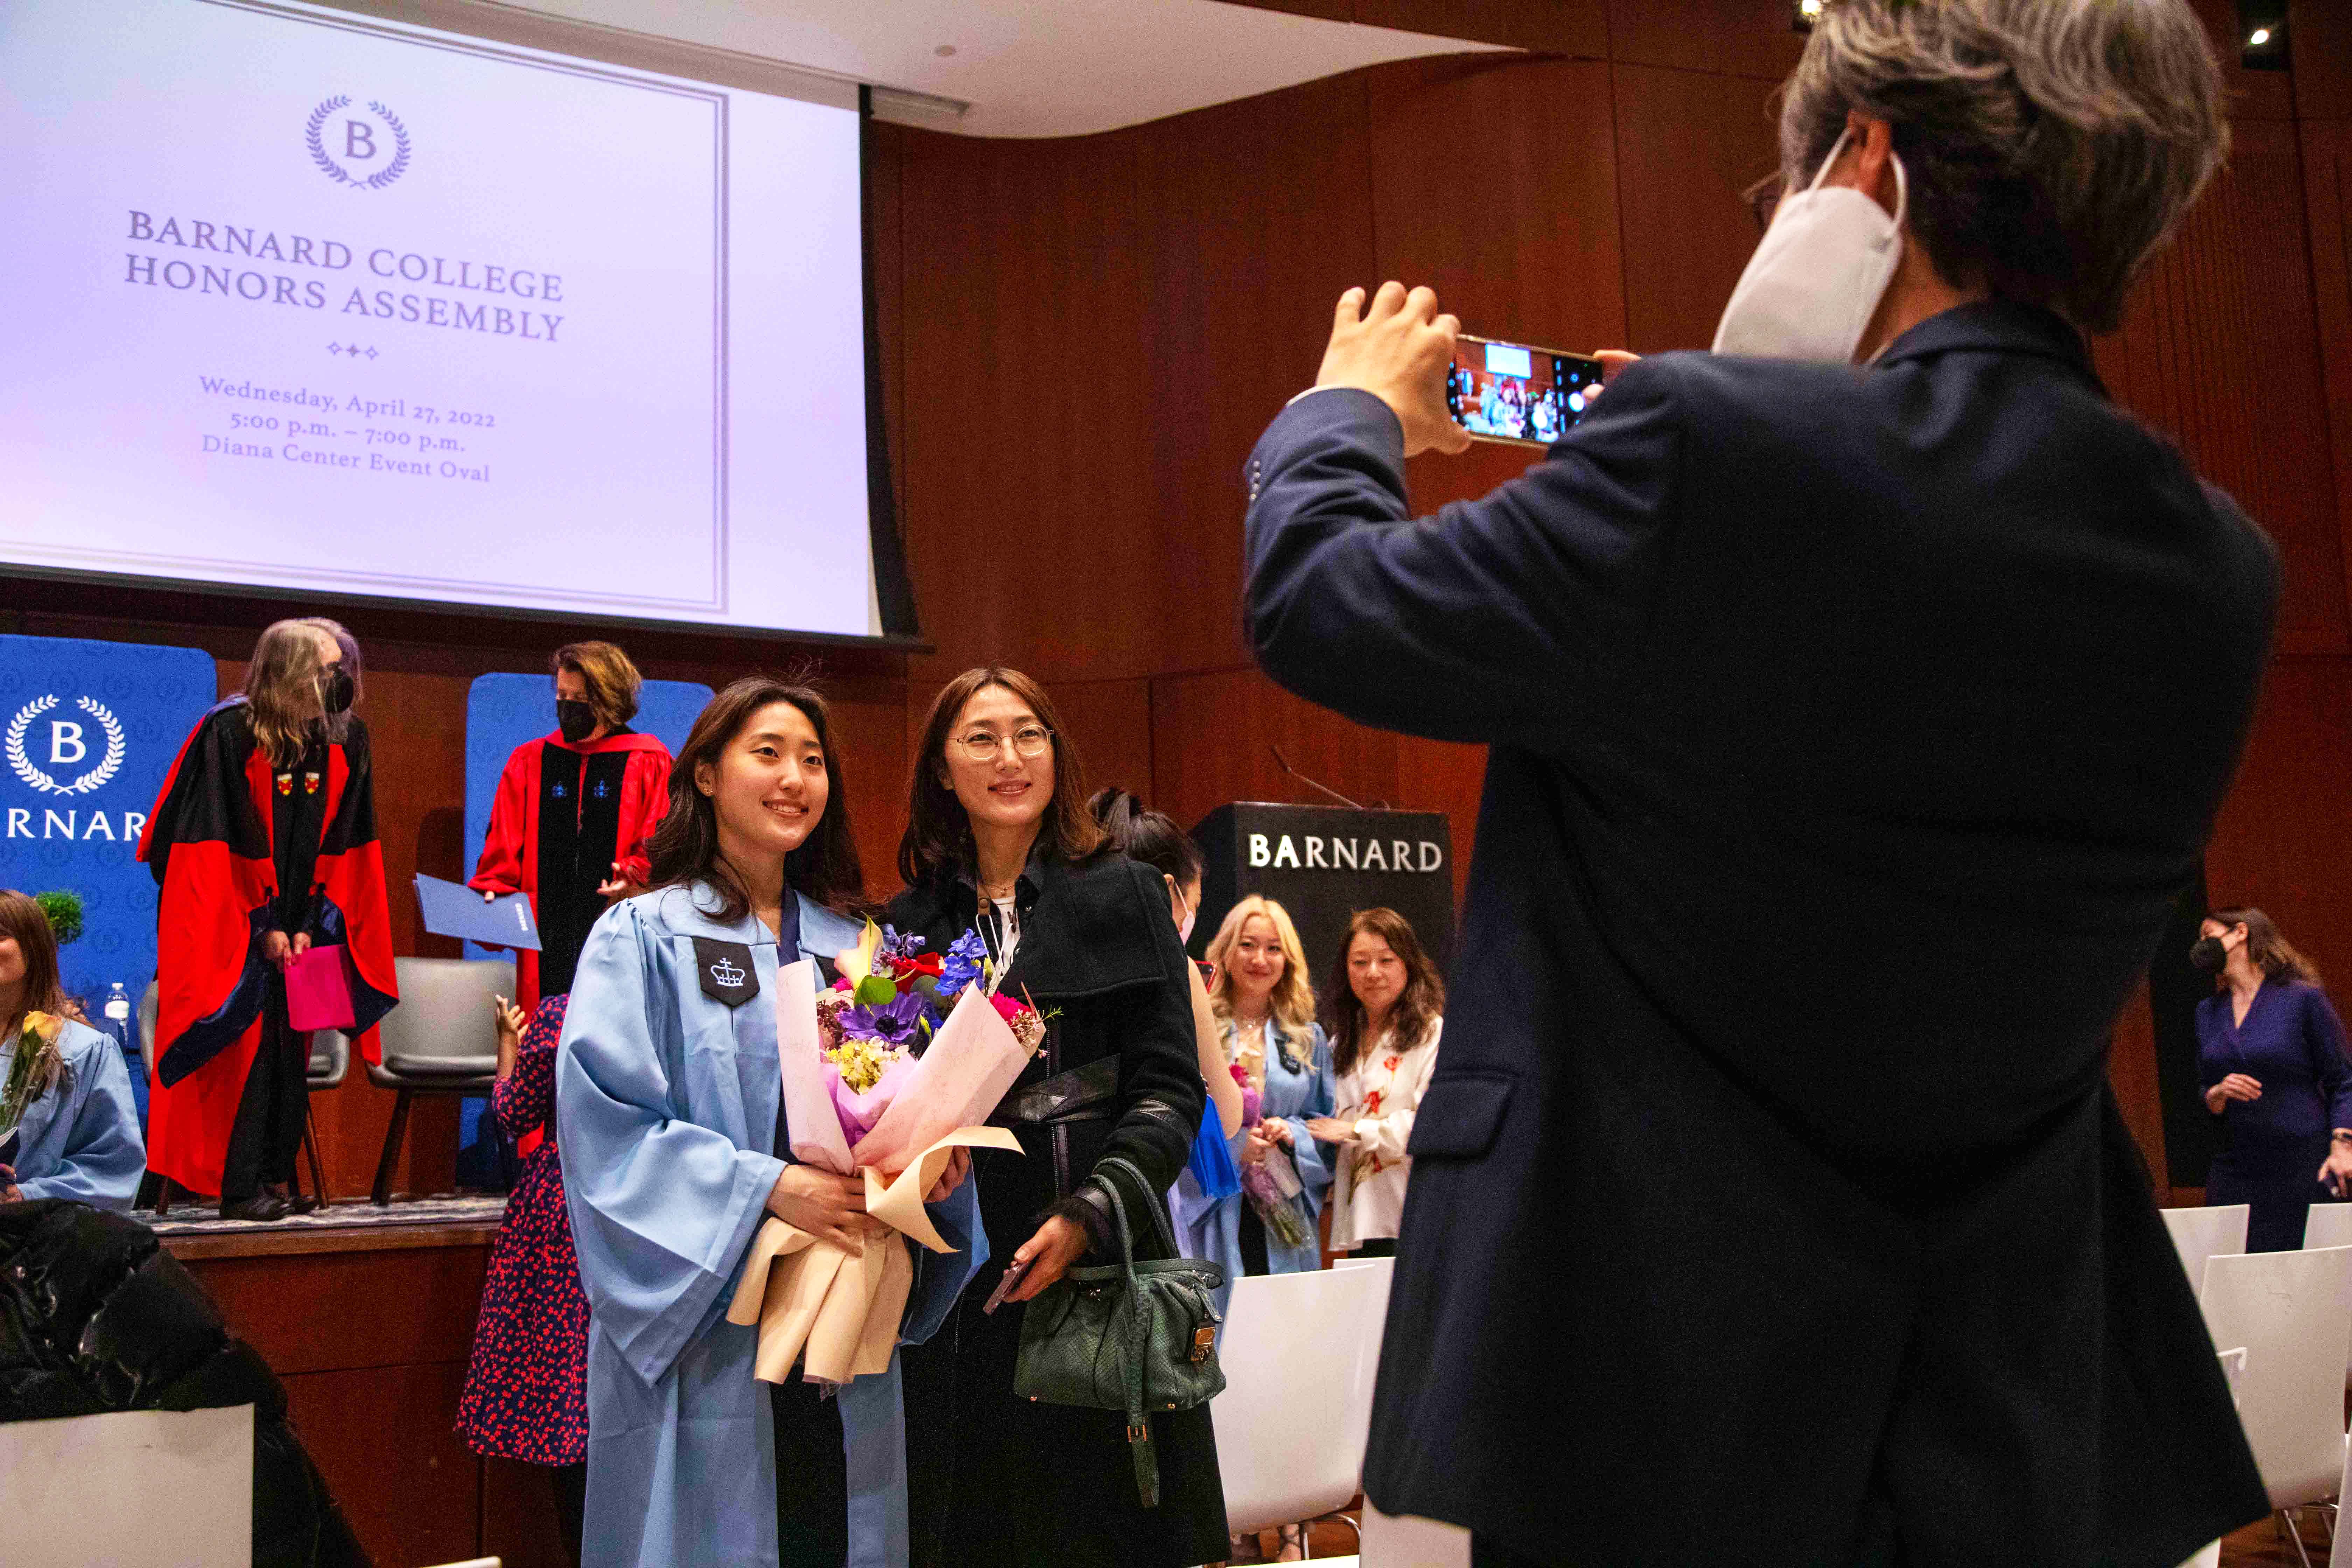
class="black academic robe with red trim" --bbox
[468,729,671,1016]
[136,698,398,1196]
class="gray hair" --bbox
[1781,0,2227,333]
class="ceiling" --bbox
[502,0,1509,138]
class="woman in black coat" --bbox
[889,666,1225,1568]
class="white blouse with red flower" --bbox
[1328,1015,1442,1250]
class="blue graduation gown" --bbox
[1172,1019,1335,1307]
[558,882,986,1568]
[2,1016,144,1213]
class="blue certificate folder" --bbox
[414,874,541,951]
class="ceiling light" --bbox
[2250,27,2271,44]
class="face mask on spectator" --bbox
[1714,128,1907,364]
[2189,936,2228,973]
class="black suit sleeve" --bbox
[1242,368,1682,748]
[1079,862,1208,1240]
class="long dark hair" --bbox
[1328,906,1445,1076]
[898,667,1103,887]
[0,890,65,1045]
[1087,786,1203,889]
[644,677,864,922]
[2209,906,2323,987]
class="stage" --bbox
[149,1195,567,1568]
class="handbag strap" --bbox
[1088,1155,1161,1507]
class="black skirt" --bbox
[901,1140,1229,1568]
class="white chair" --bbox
[1212,1264,1392,1558]
[0,1404,252,1566]
[2161,1204,2250,1297]
[2306,1205,2352,1251]
[2199,1247,2352,1566]
[366,956,512,1204]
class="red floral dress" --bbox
[455,995,590,1465]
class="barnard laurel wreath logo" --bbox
[6,696,128,798]
[306,96,411,190]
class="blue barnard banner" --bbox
[0,634,219,1080]
[456,671,709,1184]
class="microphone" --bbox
[1270,746,1378,811]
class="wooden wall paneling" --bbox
[1149,666,1400,833]
[895,128,1154,686]
[1048,676,1157,805]
[2302,119,2352,605]
[2095,119,2347,656]
[2107,979,2170,1193]
[1133,70,1381,678]
[2292,0,2352,120]
[1605,0,1804,80]
[1393,735,1486,902]
[1610,62,1780,355]
[1368,56,1627,367]
[186,1244,486,1374]
[281,1361,480,1567]
[2203,656,2352,982]
[1347,0,1606,56]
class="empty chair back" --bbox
[2160,1204,2249,1295]
[376,957,511,1074]
[2305,1203,2352,1251]
[2198,1245,2352,1508]
[308,1030,350,1087]
[1211,1263,1391,1535]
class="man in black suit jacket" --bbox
[1243,2,2274,1562]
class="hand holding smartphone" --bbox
[1446,334,1606,448]
[982,1254,1034,1314]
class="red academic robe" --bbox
[468,729,671,1016]
[136,698,398,1196]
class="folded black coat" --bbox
[0,1199,370,1568]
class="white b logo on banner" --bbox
[5,695,128,796]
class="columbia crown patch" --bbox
[692,938,760,1008]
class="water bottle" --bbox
[100,982,133,1056]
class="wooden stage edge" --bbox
[159,1215,499,1261]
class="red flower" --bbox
[988,991,1032,1024]
[887,952,945,981]
[1363,1090,1384,1114]
[1384,1055,1401,1072]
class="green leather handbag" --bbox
[1013,1155,1228,1506]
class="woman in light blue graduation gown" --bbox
[557,679,982,1568]
[1172,896,1334,1307]
[0,890,145,1215]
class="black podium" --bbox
[1190,803,1455,995]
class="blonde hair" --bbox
[243,617,358,768]
[553,640,643,732]
[1205,895,1316,1036]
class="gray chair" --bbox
[366,956,512,1205]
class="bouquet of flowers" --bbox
[729,921,1047,1387]
[0,1011,69,1169]
[1233,1062,1311,1250]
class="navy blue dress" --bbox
[2198,979,2352,1251]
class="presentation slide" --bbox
[0,0,880,638]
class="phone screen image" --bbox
[1447,337,1605,447]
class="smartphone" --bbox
[982,1254,1033,1315]
[1446,335,1606,447]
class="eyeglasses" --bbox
[953,725,1053,761]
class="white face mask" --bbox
[1713,129,1907,364]
[1178,903,1197,945]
